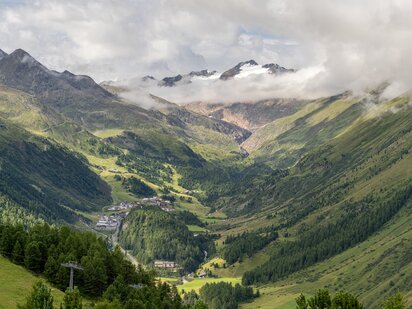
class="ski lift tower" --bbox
[61,261,83,289]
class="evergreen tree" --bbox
[295,289,364,309]
[24,241,43,273]
[44,255,60,284]
[0,226,13,257]
[18,281,54,309]
[61,287,82,309]
[81,254,107,296]
[12,240,24,265]
[332,291,364,308]
[382,292,406,309]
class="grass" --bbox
[0,256,65,308]
[200,252,269,278]
[187,225,207,232]
[177,277,241,294]
[93,128,124,138]
[241,203,412,308]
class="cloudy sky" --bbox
[0,0,411,101]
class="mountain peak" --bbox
[242,59,258,66]
[220,59,259,80]
[7,48,45,69]
[263,63,295,75]
[0,49,8,61]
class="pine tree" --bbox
[0,226,13,257]
[81,254,107,296]
[12,241,24,265]
[44,255,59,283]
[61,287,82,309]
[382,292,406,309]
[17,281,54,309]
[24,241,43,273]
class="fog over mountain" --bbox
[0,0,411,103]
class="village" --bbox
[95,196,175,230]
[93,196,212,278]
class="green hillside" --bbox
[0,256,64,308]
[0,118,111,224]
[118,208,215,272]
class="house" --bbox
[154,260,178,268]
[198,271,207,279]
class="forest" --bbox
[243,186,412,285]
[118,208,216,272]
[0,221,205,308]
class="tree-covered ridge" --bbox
[243,187,412,285]
[118,208,215,272]
[222,230,278,265]
[0,120,111,223]
[240,100,412,285]
[199,282,258,309]
[0,221,196,308]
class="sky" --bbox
[0,0,411,102]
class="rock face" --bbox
[159,74,183,87]
[262,63,295,75]
[185,98,304,131]
[188,69,217,78]
[0,49,7,61]
[158,70,217,87]
[168,108,252,144]
[219,60,259,80]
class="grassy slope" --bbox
[0,256,65,308]
[244,94,363,167]
[0,119,112,223]
[241,202,412,308]
[205,95,412,307]
[177,277,241,294]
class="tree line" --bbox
[243,186,412,285]
[118,208,216,272]
[0,221,201,308]
[222,230,278,265]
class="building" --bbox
[154,260,178,268]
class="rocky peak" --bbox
[0,49,8,61]
[188,69,217,77]
[220,60,259,80]
[263,63,295,75]
[159,74,183,87]
[8,49,41,66]
[142,75,156,82]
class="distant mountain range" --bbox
[135,59,294,87]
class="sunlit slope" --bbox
[0,119,111,223]
[0,256,65,308]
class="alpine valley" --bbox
[0,48,411,309]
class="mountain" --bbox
[0,49,7,61]
[185,98,305,131]
[0,49,112,102]
[158,69,218,87]
[0,118,111,224]
[0,47,411,307]
[0,49,162,131]
[220,60,294,80]
[131,60,293,88]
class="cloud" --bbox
[0,0,411,101]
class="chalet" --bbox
[198,270,207,278]
[154,260,178,268]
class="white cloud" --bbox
[0,0,411,101]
